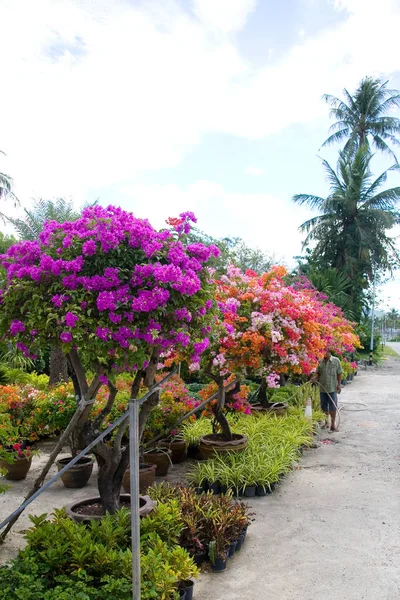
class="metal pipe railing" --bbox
[0,369,176,531]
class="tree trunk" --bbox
[258,378,268,407]
[212,380,232,441]
[97,458,123,514]
[49,346,69,387]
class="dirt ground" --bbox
[1,357,400,599]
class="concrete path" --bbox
[196,357,400,600]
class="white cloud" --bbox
[0,0,400,204]
[120,179,310,266]
[193,0,256,34]
[245,166,264,176]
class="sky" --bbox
[1,0,400,310]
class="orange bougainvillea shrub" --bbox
[207,265,360,388]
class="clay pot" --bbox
[251,402,288,416]
[122,463,157,494]
[159,439,187,463]
[66,494,156,523]
[144,449,172,476]
[199,434,248,460]
[57,456,94,488]
[0,456,32,481]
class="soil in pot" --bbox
[145,449,172,476]
[211,557,227,572]
[159,439,187,464]
[122,463,156,494]
[0,457,32,481]
[57,456,94,488]
[199,433,248,460]
[66,494,156,523]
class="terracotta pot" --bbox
[57,456,94,488]
[122,463,156,494]
[0,457,32,481]
[159,439,187,463]
[65,494,156,523]
[145,449,172,476]
[199,434,248,460]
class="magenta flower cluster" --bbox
[0,205,218,370]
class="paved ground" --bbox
[196,356,400,600]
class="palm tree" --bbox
[0,150,18,223]
[7,197,97,385]
[293,145,400,318]
[8,197,82,240]
[322,77,400,160]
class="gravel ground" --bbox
[1,358,400,600]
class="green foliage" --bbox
[7,197,85,241]
[293,145,400,321]
[147,483,251,560]
[186,411,314,491]
[188,227,276,277]
[3,369,50,389]
[322,76,400,160]
[0,507,197,600]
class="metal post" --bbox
[369,266,376,365]
[129,399,141,600]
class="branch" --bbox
[68,349,88,397]
[93,380,118,431]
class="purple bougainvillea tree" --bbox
[0,205,218,511]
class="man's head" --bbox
[324,347,334,361]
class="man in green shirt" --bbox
[312,349,343,432]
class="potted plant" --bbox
[159,432,188,464]
[0,414,37,481]
[56,455,94,488]
[144,447,172,476]
[122,462,157,494]
[0,207,218,520]
[0,442,36,481]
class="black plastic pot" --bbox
[193,552,208,566]
[228,541,236,557]
[256,485,267,496]
[211,557,227,572]
[182,580,194,600]
[187,444,200,459]
[235,537,242,552]
[219,484,228,494]
[244,485,256,497]
[194,486,204,495]
[209,481,220,495]
[179,589,186,599]
[202,480,210,492]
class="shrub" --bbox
[0,507,198,600]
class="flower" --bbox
[65,312,79,328]
[10,320,25,336]
[60,332,72,343]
